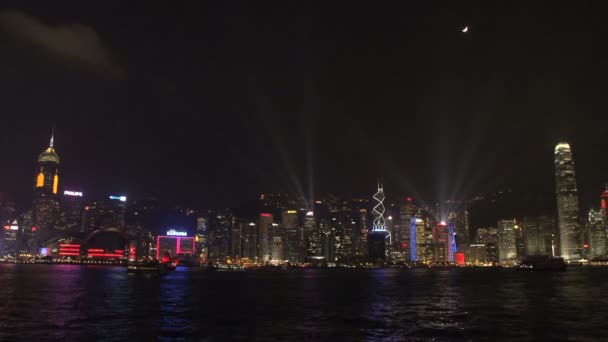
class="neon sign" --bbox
[64,190,83,197]
[109,195,127,202]
[166,229,187,237]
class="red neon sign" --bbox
[156,236,196,260]
[260,213,271,217]
[455,252,465,265]
[407,197,413,202]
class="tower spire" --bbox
[49,127,55,148]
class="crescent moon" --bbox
[462,26,468,33]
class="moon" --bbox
[462,26,468,33]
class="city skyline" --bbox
[0,2,607,210]
[2,130,605,264]
[2,4,608,341]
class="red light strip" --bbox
[60,244,81,247]
[87,249,105,252]
[87,253,123,257]
[156,236,160,260]
[59,253,80,256]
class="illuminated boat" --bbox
[127,260,175,275]
[517,255,566,271]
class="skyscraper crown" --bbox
[38,132,59,163]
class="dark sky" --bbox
[0,1,607,211]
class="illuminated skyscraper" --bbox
[31,132,61,250]
[369,180,388,262]
[258,213,273,262]
[433,221,450,262]
[554,142,581,260]
[497,219,517,264]
[588,208,607,257]
[304,211,322,259]
[522,216,557,256]
[282,210,301,263]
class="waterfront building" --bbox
[282,209,301,263]
[554,142,581,260]
[196,216,209,261]
[242,221,258,262]
[588,208,607,257]
[58,190,84,233]
[522,216,557,256]
[258,212,273,262]
[31,132,61,250]
[433,221,450,262]
[497,219,517,264]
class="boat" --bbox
[127,260,175,275]
[517,255,566,271]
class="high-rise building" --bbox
[304,211,322,260]
[554,142,581,260]
[269,222,284,262]
[588,208,607,257]
[242,221,257,262]
[82,196,127,232]
[58,190,84,233]
[282,210,301,263]
[497,219,517,264]
[1,199,19,258]
[31,133,61,250]
[433,221,450,263]
[196,216,209,261]
[258,212,273,262]
[368,180,388,262]
[522,216,557,256]
[231,220,243,260]
[208,209,233,262]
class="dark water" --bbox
[0,265,607,341]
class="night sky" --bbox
[0,2,607,211]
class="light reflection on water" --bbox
[1,264,608,341]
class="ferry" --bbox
[128,252,177,275]
[127,260,176,275]
[517,255,566,271]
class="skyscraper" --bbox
[433,221,451,263]
[588,208,607,257]
[281,210,301,263]
[497,219,517,265]
[369,180,388,262]
[31,132,61,250]
[258,212,273,262]
[522,216,557,256]
[554,142,581,260]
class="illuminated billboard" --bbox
[166,229,188,237]
[64,190,83,197]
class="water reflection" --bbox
[2,265,608,341]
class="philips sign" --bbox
[64,190,83,197]
[166,229,188,237]
[109,195,127,202]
